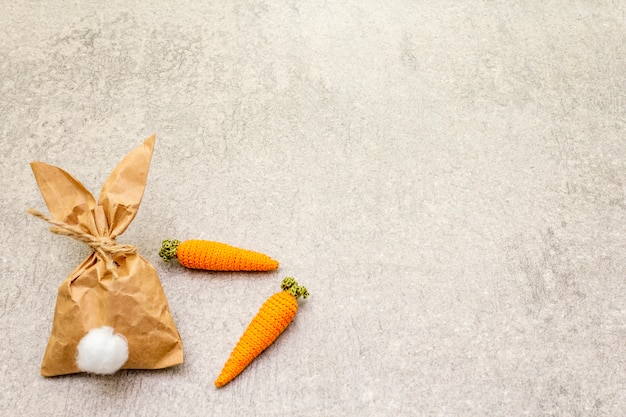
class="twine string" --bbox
[28,208,136,278]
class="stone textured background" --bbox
[1,1,625,416]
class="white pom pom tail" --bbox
[76,326,129,375]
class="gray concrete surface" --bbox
[1,1,625,416]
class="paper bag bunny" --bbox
[30,135,183,376]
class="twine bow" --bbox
[28,208,137,278]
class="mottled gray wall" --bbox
[1,1,625,416]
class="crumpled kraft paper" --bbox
[30,135,183,376]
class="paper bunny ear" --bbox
[30,161,96,225]
[98,135,155,237]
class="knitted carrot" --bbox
[214,277,309,387]
[159,239,279,271]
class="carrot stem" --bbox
[159,239,180,262]
[281,277,309,299]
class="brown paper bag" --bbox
[30,135,183,377]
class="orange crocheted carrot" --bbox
[214,277,309,387]
[159,239,279,271]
